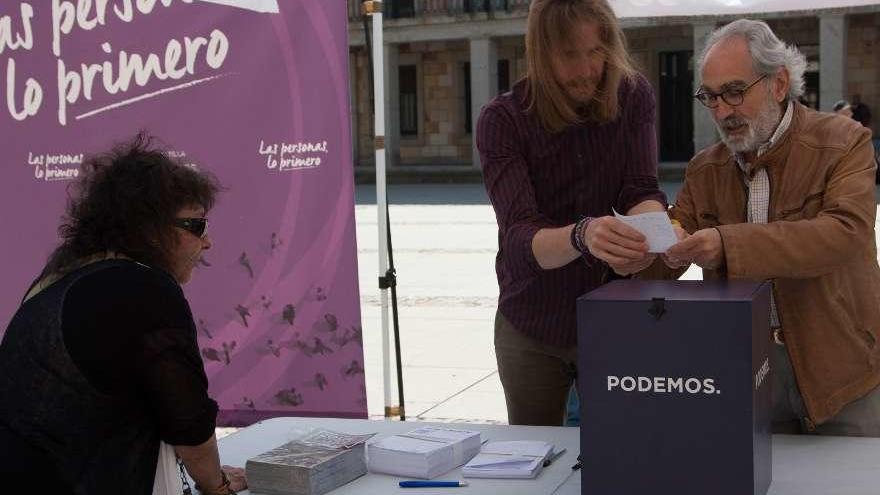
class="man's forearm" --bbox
[627,200,665,215]
[531,224,580,270]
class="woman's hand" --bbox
[222,465,247,492]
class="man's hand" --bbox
[583,216,649,265]
[665,228,725,270]
[661,224,690,269]
[610,253,658,276]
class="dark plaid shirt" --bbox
[476,75,666,347]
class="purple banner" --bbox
[0,0,367,423]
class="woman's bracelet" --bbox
[196,470,236,495]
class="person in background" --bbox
[476,0,666,426]
[833,99,853,119]
[0,134,247,493]
[642,19,880,436]
[851,94,873,129]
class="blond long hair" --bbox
[525,0,636,133]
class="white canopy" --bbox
[611,0,880,17]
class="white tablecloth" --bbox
[218,417,880,495]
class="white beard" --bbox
[716,94,782,154]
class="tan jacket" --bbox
[643,102,880,425]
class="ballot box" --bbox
[577,280,772,495]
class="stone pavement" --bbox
[354,181,880,425]
[353,182,700,424]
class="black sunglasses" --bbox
[174,217,209,239]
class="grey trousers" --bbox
[773,343,880,437]
[494,311,577,426]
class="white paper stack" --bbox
[246,429,374,495]
[462,441,554,479]
[367,426,482,479]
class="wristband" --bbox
[570,217,593,255]
[196,470,236,495]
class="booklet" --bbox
[367,426,482,479]
[462,441,554,479]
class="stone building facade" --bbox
[347,1,880,169]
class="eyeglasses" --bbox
[694,74,767,109]
[174,217,208,239]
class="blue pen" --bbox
[399,480,469,488]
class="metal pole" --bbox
[363,0,400,419]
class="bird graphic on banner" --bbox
[282,304,296,326]
[238,252,254,279]
[312,337,334,355]
[257,339,282,358]
[274,387,304,407]
[235,304,251,327]
[202,341,236,365]
[312,313,338,333]
[197,318,213,339]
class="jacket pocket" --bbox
[836,295,877,350]
[776,191,824,220]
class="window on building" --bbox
[389,0,415,18]
[464,63,472,134]
[399,65,418,136]
[802,48,820,110]
[498,59,510,93]
[463,59,510,133]
[462,0,508,13]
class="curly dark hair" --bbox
[43,133,221,277]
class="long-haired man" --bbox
[477,0,665,425]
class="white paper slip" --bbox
[613,209,677,253]
[462,441,553,479]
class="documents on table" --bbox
[613,209,677,253]
[367,426,482,479]
[461,441,555,479]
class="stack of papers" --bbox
[462,441,554,479]
[367,426,482,479]
[246,429,374,495]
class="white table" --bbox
[218,417,880,495]
[218,417,581,495]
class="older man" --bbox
[648,19,880,436]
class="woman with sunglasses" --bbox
[0,133,246,495]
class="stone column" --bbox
[469,37,498,169]
[693,23,717,153]
[819,14,847,112]
[384,43,400,168]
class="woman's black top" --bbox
[0,260,218,494]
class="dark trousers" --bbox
[494,310,577,426]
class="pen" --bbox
[399,480,468,488]
[542,447,567,467]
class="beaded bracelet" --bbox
[570,216,593,255]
